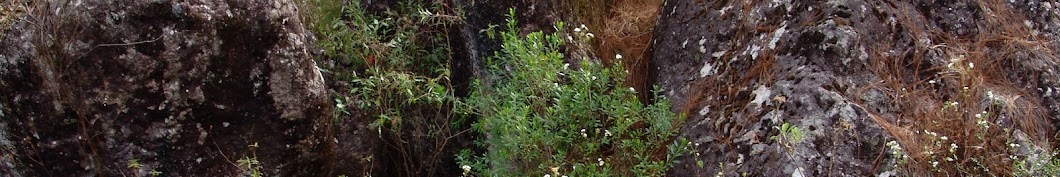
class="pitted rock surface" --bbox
[0,0,332,176]
[652,0,1060,176]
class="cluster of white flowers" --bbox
[571,24,595,40]
[462,165,472,175]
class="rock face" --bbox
[652,0,1060,176]
[0,0,332,176]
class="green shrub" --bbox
[457,9,689,177]
[308,0,466,176]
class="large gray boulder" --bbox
[652,0,1060,176]
[0,0,332,176]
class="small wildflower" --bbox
[940,136,948,141]
[462,165,472,174]
[615,54,623,60]
[551,167,559,174]
[586,33,595,38]
[925,130,938,137]
[975,113,982,118]
[580,24,588,31]
[598,158,605,166]
[604,130,612,137]
[581,129,588,138]
[574,27,581,33]
[929,80,937,84]
[945,157,955,162]
[1010,143,1021,148]
[545,174,551,177]
[969,62,974,69]
[629,87,636,93]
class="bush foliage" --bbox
[456,9,688,177]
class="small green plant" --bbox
[309,0,467,176]
[1014,150,1060,176]
[772,122,804,146]
[237,143,262,177]
[457,8,688,177]
[237,156,261,177]
[771,122,804,163]
[127,158,143,169]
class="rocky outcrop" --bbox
[0,0,332,176]
[652,0,1060,176]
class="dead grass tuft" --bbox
[566,0,662,102]
[860,0,1058,175]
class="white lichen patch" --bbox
[712,50,727,58]
[699,61,716,77]
[749,44,762,60]
[751,85,772,108]
[769,25,787,49]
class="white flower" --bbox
[940,136,948,141]
[581,129,588,138]
[580,24,588,31]
[545,174,551,177]
[629,87,636,93]
[975,113,982,118]
[597,158,605,166]
[586,33,595,38]
[604,130,612,137]
[462,165,472,172]
[574,27,582,32]
[615,54,623,60]
[969,62,974,69]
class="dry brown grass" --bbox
[566,0,662,102]
[0,0,30,38]
[860,0,1057,175]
